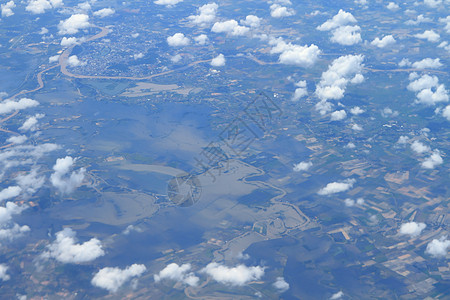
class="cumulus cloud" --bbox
[154,0,183,7]
[60,37,78,47]
[397,135,410,144]
[67,55,86,67]
[270,38,321,68]
[15,168,45,195]
[317,10,357,31]
[330,110,347,121]
[7,135,27,144]
[440,16,450,33]
[58,14,90,35]
[424,0,443,8]
[92,264,146,293]
[351,123,363,131]
[241,15,261,28]
[0,264,10,281]
[422,150,443,169]
[399,222,426,237]
[50,156,86,194]
[318,179,356,195]
[0,202,28,228]
[167,33,190,46]
[426,236,450,258]
[411,58,442,69]
[93,8,115,18]
[210,54,225,67]
[0,98,39,115]
[154,263,199,286]
[0,186,21,202]
[442,105,450,121]
[202,262,264,286]
[19,113,44,132]
[371,35,396,48]
[292,80,308,101]
[212,20,249,36]
[405,14,433,25]
[293,161,312,172]
[170,54,181,63]
[330,25,362,45]
[49,55,60,63]
[270,4,295,18]
[194,34,208,45]
[42,228,104,263]
[26,0,62,14]
[350,106,365,115]
[411,140,430,154]
[407,74,448,106]
[414,30,440,42]
[345,198,364,206]
[330,291,344,299]
[1,1,15,17]
[273,277,289,292]
[188,3,218,26]
[386,2,400,10]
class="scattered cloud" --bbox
[49,55,60,63]
[0,202,29,242]
[42,228,104,263]
[411,58,442,69]
[405,14,433,25]
[0,186,21,202]
[330,110,347,121]
[407,74,448,106]
[154,0,183,7]
[292,80,308,101]
[439,16,450,33]
[61,36,78,47]
[194,34,208,45]
[58,14,90,35]
[414,30,440,42]
[386,2,400,10]
[26,0,63,14]
[50,156,86,194]
[170,54,181,63]
[0,264,10,281]
[330,25,362,45]
[92,264,146,293]
[67,55,86,67]
[411,140,430,154]
[154,263,199,286]
[212,20,249,36]
[350,106,365,115]
[317,10,357,31]
[273,277,289,292]
[188,3,218,26]
[0,98,39,115]
[202,262,264,286]
[330,291,344,299]
[15,168,45,195]
[270,38,321,68]
[270,4,295,18]
[1,1,15,17]
[424,0,443,8]
[293,161,312,172]
[400,222,426,237]
[93,8,115,18]
[167,33,190,46]
[318,179,356,195]
[426,236,450,258]
[422,150,443,169]
[210,54,226,67]
[442,105,450,121]
[7,135,27,144]
[371,35,396,48]
[19,113,44,132]
[351,123,363,131]
[241,15,261,28]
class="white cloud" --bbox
[412,58,443,69]
[170,54,181,63]
[315,100,333,115]
[270,4,295,18]
[154,0,183,7]
[350,106,365,115]
[15,168,45,195]
[400,222,426,237]
[440,16,450,33]
[0,186,21,202]
[315,55,364,102]
[292,80,307,101]
[330,291,344,299]
[408,74,448,106]
[134,53,144,60]
[345,142,356,149]
[194,34,208,45]
[0,264,10,281]
[317,10,357,31]
[0,98,39,115]
[42,228,104,263]
[93,8,115,18]
[188,3,218,26]
[241,15,261,28]
[351,123,363,131]
[202,262,264,286]
[77,1,90,11]
[344,198,355,207]
[269,38,321,68]
[273,277,289,292]
[414,30,440,42]
[26,0,62,14]
[39,27,49,35]
[386,2,400,10]
[405,14,433,25]
[408,74,439,92]
[398,58,411,67]
[371,35,396,48]
[92,264,146,293]
[61,37,78,47]
[330,110,347,121]
[211,54,225,67]
[0,202,27,225]
[49,55,60,63]
[58,14,90,35]
[411,140,430,154]
[212,20,249,36]
[397,135,410,144]
[154,263,199,286]
[293,161,312,172]
[50,156,86,194]
[67,55,86,67]
[19,113,44,132]
[7,135,27,144]
[426,236,450,258]
[424,0,443,8]
[1,1,15,17]
[422,150,443,169]
[381,107,399,117]
[318,179,356,195]
[167,33,190,46]
[442,105,450,121]
[331,25,362,46]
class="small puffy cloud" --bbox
[19,113,44,132]
[188,3,218,26]
[39,27,49,35]
[424,0,443,8]
[398,58,411,67]
[371,35,396,48]
[408,74,439,92]
[317,10,356,31]
[350,106,365,115]
[134,53,144,60]
[440,16,450,33]
[414,30,440,42]
[345,142,356,149]
[7,135,27,144]
[426,236,450,258]
[61,37,78,47]
[412,58,442,69]
[293,161,312,172]
[77,1,90,11]
[154,0,183,7]
[408,74,448,106]
[315,100,333,115]
[202,262,264,286]
[0,98,39,115]
[442,105,450,121]
[26,0,62,14]
[241,15,261,28]
[273,277,289,292]
[67,55,86,67]
[0,186,21,202]
[1,1,15,17]
[270,4,295,18]
[0,264,10,281]
[42,228,104,263]
[92,264,146,293]
[167,33,190,46]
[50,156,86,194]
[194,34,208,45]
[318,179,356,195]
[330,110,347,121]
[330,291,344,299]
[211,54,225,67]
[15,168,45,195]
[422,150,443,169]
[170,54,181,63]
[386,2,400,10]
[397,135,410,144]
[212,20,249,36]
[351,123,363,131]
[399,222,426,237]
[58,14,90,35]
[331,25,362,45]
[344,198,356,207]
[93,8,115,18]
[154,263,199,286]
[49,55,60,63]
[405,14,433,25]
[270,38,321,68]
[0,202,27,225]
[292,80,308,101]
[411,140,430,154]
